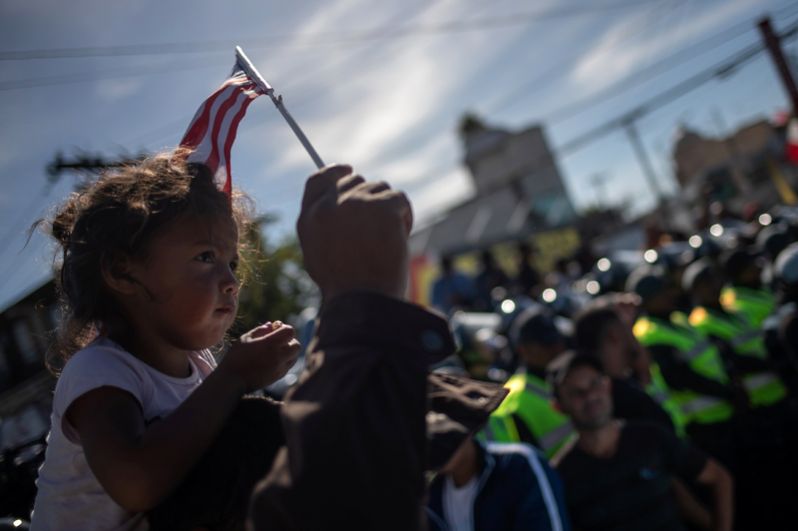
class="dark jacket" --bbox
[249,292,507,531]
[150,292,506,531]
[427,441,570,531]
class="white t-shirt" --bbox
[443,475,479,531]
[30,337,216,531]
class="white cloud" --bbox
[94,78,144,102]
[0,144,13,173]
[263,0,535,176]
[370,134,458,187]
[407,165,473,227]
[234,0,534,198]
[571,0,762,91]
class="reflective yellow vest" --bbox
[720,285,775,328]
[689,306,787,408]
[645,363,688,438]
[483,371,575,458]
[633,316,734,425]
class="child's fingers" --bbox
[240,322,273,342]
[265,323,295,340]
[246,324,296,347]
[241,320,298,343]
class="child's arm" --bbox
[66,324,299,512]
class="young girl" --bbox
[30,151,300,530]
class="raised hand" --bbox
[296,164,413,302]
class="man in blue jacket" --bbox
[427,435,570,531]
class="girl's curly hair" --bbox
[44,149,253,373]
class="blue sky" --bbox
[0,0,796,310]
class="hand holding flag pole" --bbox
[234,46,325,170]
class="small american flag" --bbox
[179,57,265,194]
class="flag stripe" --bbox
[207,84,259,174]
[186,84,245,165]
[180,69,264,192]
[204,87,242,175]
[181,76,248,151]
[220,95,258,194]
[209,89,255,192]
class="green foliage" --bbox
[231,215,316,336]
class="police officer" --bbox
[628,266,741,468]
[720,248,775,328]
[683,258,788,410]
[683,258,795,527]
[765,242,798,378]
[484,307,575,458]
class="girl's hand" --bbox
[65,322,299,512]
[220,321,301,392]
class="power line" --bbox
[487,2,798,117]
[482,0,684,114]
[381,10,798,197]
[0,0,448,278]
[0,0,661,61]
[551,23,798,166]
[166,20,798,214]
[556,45,766,155]
[540,10,798,124]
[262,0,685,187]
[135,11,798,202]
[410,20,798,223]
[119,0,446,152]
[0,57,222,92]
[0,1,665,93]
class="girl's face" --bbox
[126,212,240,353]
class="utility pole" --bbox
[589,172,609,208]
[46,151,147,188]
[758,16,798,116]
[623,115,665,205]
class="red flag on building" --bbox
[786,117,798,165]
[179,58,265,194]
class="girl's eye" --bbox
[229,260,239,272]
[196,251,215,263]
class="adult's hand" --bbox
[297,164,413,302]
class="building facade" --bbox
[0,281,57,450]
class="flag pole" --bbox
[235,46,325,169]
